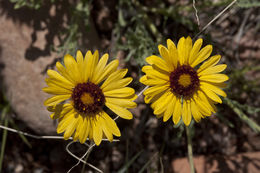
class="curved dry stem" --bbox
[66,141,103,173]
[194,0,237,39]
[193,0,200,26]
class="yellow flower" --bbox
[43,50,137,145]
[140,37,228,126]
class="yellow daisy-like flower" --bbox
[140,36,228,126]
[43,50,137,145]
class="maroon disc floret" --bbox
[169,65,199,98]
[72,82,105,114]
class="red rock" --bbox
[172,152,260,173]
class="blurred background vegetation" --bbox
[0,0,260,172]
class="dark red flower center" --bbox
[72,82,105,114]
[169,65,199,98]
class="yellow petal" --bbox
[84,51,98,82]
[55,62,75,84]
[44,94,71,106]
[198,64,227,76]
[167,39,178,69]
[191,45,213,67]
[146,55,170,72]
[177,36,192,65]
[42,86,72,95]
[93,119,103,146]
[93,59,119,85]
[201,88,222,103]
[101,69,128,90]
[158,45,175,71]
[194,91,213,115]
[57,112,75,134]
[76,51,84,82]
[200,74,229,83]
[93,50,99,66]
[140,76,169,86]
[73,128,80,141]
[92,53,109,84]
[154,91,172,115]
[172,98,182,124]
[45,78,73,93]
[189,38,203,65]
[191,100,202,122]
[46,69,74,89]
[156,113,164,119]
[63,117,79,140]
[79,117,91,144]
[76,50,84,63]
[102,77,133,92]
[163,95,176,122]
[88,124,93,140]
[104,87,135,98]
[140,75,148,84]
[142,66,153,73]
[106,97,137,109]
[105,102,133,119]
[200,82,227,97]
[143,85,168,97]
[144,87,169,104]
[183,36,193,64]
[197,55,221,73]
[102,112,121,136]
[177,37,185,65]
[182,99,192,126]
[64,54,81,83]
[208,99,217,114]
[145,68,169,81]
[99,117,113,142]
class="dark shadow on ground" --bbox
[0,0,70,61]
[205,152,260,173]
[0,0,101,64]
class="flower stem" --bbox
[185,125,195,173]
[81,141,95,173]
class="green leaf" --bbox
[0,106,10,172]
[224,98,260,133]
[118,150,143,173]
[237,0,260,8]
[138,152,159,173]
[9,118,32,148]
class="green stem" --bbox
[0,106,10,173]
[185,125,195,173]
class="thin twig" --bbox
[0,125,119,142]
[81,141,95,173]
[66,141,103,173]
[194,0,237,39]
[193,0,200,26]
[137,86,149,98]
[0,125,66,140]
[234,9,252,63]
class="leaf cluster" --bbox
[237,0,260,8]
[9,0,56,9]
